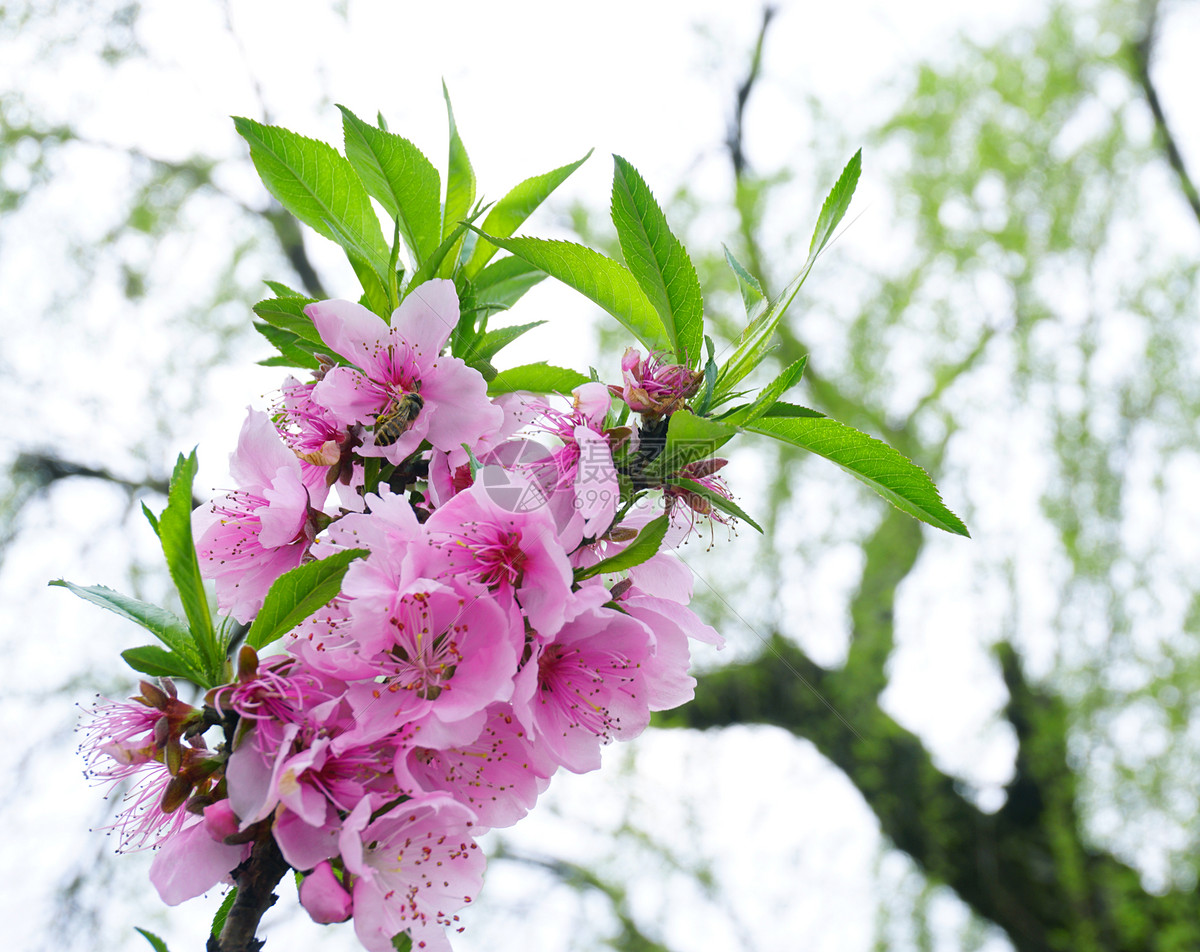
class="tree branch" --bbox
[1131,0,1200,231]
[208,835,290,952]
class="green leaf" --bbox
[246,549,368,651]
[461,321,547,377]
[462,149,593,279]
[339,105,442,267]
[644,410,738,478]
[265,279,306,298]
[233,117,390,276]
[665,478,763,532]
[439,85,476,277]
[49,580,194,656]
[718,356,808,427]
[575,515,670,580]
[407,218,475,292]
[157,451,221,679]
[391,933,414,952]
[141,501,160,537]
[471,256,547,311]
[466,232,670,353]
[252,296,322,347]
[486,362,590,396]
[211,888,238,938]
[716,151,861,396]
[254,322,322,370]
[611,156,704,366]
[759,401,825,418]
[722,245,766,320]
[747,415,969,536]
[121,645,203,681]
[134,928,171,952]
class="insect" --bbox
[373,392,424,446]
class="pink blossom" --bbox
[393,705,552,831]
[196,409,330,622]
[148,814,250,906]
[420,478,574,637]
[342,577,522,739]
[513,607,654,773]
[306,280,502,463]
[341,794,484,952]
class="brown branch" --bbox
[209,835,290,952]
[726,5,777,179]
[1132,0,1200,230]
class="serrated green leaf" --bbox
[253,296,322,347]
[461,321,547,377]
[718,356,807,427]
[157,451,221,680]
[339,105,442,267]
[254,322,322,370]
[611,156,704,366]
[463,149,593,279]
[716,151,861,397]
[49,580,195,657]
[722,245,766,320]
[487,362,590,396]
[265,279,306,298]
[121,645,203,681]
[233,117,390,276]
[246,549,368,651]
[439,85,475,277]
[134,927,171,952]
[759,401,825,418]
[747,415,969,536]
[575,515,670,580]
[211,888,238,938]
[665,477,763,532]
[466,232,670,353]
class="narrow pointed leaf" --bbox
[134,928,171,952]
[211,889,238,938]
[722,245,766,320]
[265,279,306,298]
[716,151,861,396]
[253,296,323,347]
[233,117,390,275]
[487,362,590,396]
[747,415,969,536]
[463,149,594,279]
[574,515,670,580]
[439,85,475,276]
[471,256,547,310]
[156,451,221,672]
[339,104,442,266]
[666,478,763,532]
[466,231,670,352]
[461,321,547,377]
[254,322,322,370]
[49,580,195,657]
[246,549,368,651]
[611,156,704,366]
[121,645,204,682]
[718,356,807,427]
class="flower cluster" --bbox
[84,279,727,952]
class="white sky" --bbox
[3,0,1200,950]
